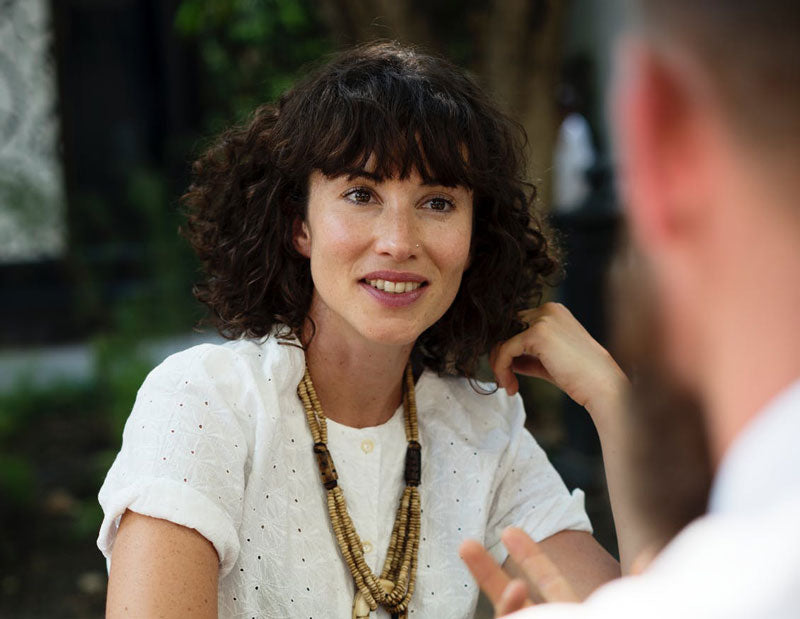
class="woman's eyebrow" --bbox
[343,169,382,182]
[340,168,460,189]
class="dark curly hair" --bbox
[182,41,560,377]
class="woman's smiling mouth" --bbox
[359,271,429,307]
[365,279,424,294]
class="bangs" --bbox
[298,64,490,188]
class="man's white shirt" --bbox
[512,378,800,619]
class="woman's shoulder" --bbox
[143,333,305,397]
[419,371,526,445]
[123,333,305,454]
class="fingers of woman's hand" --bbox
[496,578,533,616]
[510,355,552,383]
[459,539,514,609]
[490,337,521,395]
[489,331,537,395]
[492,304,566,393]
[511,304,629,416]
[501,528,580,603]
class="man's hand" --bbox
[460,528,579,616]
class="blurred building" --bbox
[0,0,198,345]
[0,0,65,262]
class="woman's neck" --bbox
[301,317,413,429]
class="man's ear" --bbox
[292,217,311,258]
[612,39,709,250]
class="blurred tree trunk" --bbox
[317,0,568,209]
[479,1,567,209]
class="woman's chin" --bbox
[357,322,424,349]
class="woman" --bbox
[98,42,625,618]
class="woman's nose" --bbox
[373,205,420,262]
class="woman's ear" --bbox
[292,217,311,258]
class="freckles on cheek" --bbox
[437,228,472,271]
[314,214,363,258]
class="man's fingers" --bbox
[502,528,580,603]
[496,579,533,616]
[459,539,513,607]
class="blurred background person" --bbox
[461,0,800,616]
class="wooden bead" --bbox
[404,441,421,486]
[313,442,338,489]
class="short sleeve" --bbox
[97,345,251,577]
[485,398,592,565]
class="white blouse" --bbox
[97,335,590,618]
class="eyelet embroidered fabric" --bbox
[98,334,591,618]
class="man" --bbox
[462,1,800,616]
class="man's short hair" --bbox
[635,0,800,150]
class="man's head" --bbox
[632,1,800,150]
[612,0,800,457]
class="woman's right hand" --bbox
[490,302,628,427]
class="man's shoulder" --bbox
[608,500,800,617]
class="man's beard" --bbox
[609,237,714,552]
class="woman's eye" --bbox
[345,188,373,204]
[425,197,454,212]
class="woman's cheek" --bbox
[318,213,368,258]
[434,222,472,272]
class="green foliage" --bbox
[123,167,202,337]
[92,332,153,437]
[0,376,95,443]
[0,454,35,507]
[0,338,152,549]
[69,162,202,338]
[175,0,331,128]
[71,500,105,542]
[0,376,96,522]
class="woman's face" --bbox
[294,166,473,348]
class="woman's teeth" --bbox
[365,279,423,294]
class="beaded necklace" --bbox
[297,364,421,619]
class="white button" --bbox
[361,439,374,454]
[363,540,373,554]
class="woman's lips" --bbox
[359,279,428,308]
[361,270,427,284]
